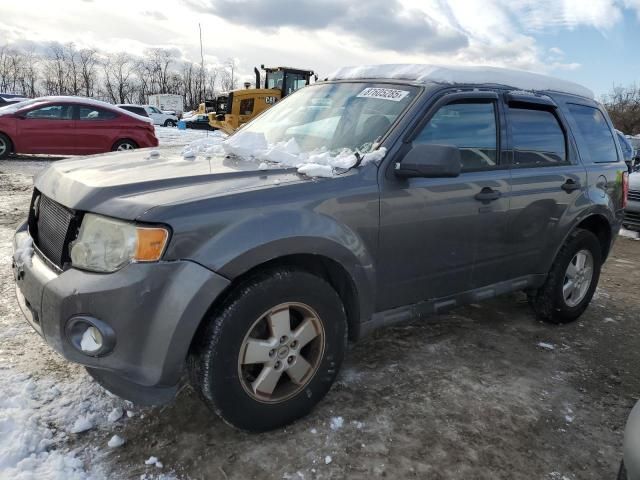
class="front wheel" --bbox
[529,228,602,324]
[188,268,347,431]
[164,119,176,127]
[112,139,138,151]
[0,133,12,159]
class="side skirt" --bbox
[360,274,546,337]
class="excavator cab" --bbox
[262,66,315,98]
[208,65,314,134]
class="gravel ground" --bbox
[0,155,639,480]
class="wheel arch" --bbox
[198,253,363,344]
[0,130,14,153]
[111,138,138,150]
[550,211,614,269]
[575,213,613,260]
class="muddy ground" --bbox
[1,160,639,480]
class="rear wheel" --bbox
[188,268,347,431]
[164,119,176,127]
[112,139,138,151]
[0,133,12,159]
[529,228,602,324]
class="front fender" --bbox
[191,209,377,325]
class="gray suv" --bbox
[12,65,628,431]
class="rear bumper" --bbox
[12,222,230,404]
[624,401,640,480]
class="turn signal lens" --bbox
[135,227,169,262]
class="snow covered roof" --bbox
[327,64,594,100]
[21,96,154,123]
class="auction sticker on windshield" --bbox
[357,88,410,102]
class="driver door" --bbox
[377,91,511,310]
[17,103,75,154]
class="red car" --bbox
[0,96,158,158]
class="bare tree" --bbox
[219,58,238,92]
[78,48,98,97]
[602,84,640,135]
[102,53,135,103]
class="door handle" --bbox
[561,179,581,192]
[474,187,501,202]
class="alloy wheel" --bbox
[563,249,594,307]
[237,302,325,403]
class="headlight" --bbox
[69,214,169,273]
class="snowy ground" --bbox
[0,137,639,478]
[153,126,218,149]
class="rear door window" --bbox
[79,106,118,121]
[414,101,498,172]
[509,107,567,167]
[567,104,618,163]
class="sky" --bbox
[1,0,640,97]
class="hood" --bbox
[35,148,308,220]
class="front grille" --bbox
[628,189,640,202]
[28,191,79,269]
[624,210,640,225]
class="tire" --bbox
[0,133,12,159]
[188,268,347,432]
[529,228,602,324]
[111,139,138,151]
[618,461,628,480]
[164,119,176,127]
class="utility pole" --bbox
[199,23,205,103]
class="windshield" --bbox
[0,98,42,113]
[231,82,418,156]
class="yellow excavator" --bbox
[208,65,315,134]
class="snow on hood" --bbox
[183,131,386,178]
[181,131,386,178]
[328,64,594,99]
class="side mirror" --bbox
[394,144,462,178]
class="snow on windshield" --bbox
[181,131,387,178]
[185,82,416,177]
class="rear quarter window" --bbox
[567,104,618,163]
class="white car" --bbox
[117,104,178,127]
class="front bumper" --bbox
[624,198,640,231]
[624,401,640,480]
[12,222,230,404]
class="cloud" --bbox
[143,10,168,21]
[187,0,469,54]
[504,0,622,31]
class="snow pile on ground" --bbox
[154,125,216,148]
[0,366,131,479]
[330,416,344,431]
[620,228,639,240]
[220,132,387,178]
[328,64,594,99]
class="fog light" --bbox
[80,326,103,353]
[65,316,116,357]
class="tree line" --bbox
[0,43,240,110]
